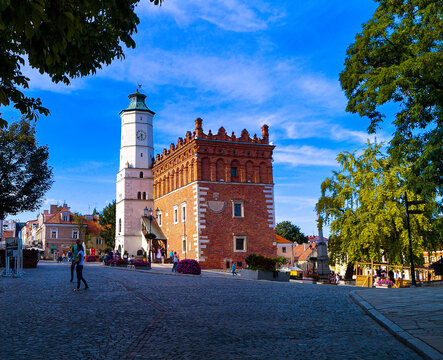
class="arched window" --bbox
[201,158,210,180]
[190,159,195,182]
[231,160,240,181]
[246,161,254,182]
[140,172,143,178]
[216,159,225,181]
[259,162,268,183]
[137,192,141,200]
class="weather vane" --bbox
[138,83,142,90]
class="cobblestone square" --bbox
[0,263,420,359]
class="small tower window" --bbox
[141,153,143,157]
[137,192,141,200]
[140,172,143,178]
[119,219,122,233]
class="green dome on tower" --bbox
[120,89,155,114]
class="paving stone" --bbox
[0,262,421,359]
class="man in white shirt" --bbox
[73,246,88,291]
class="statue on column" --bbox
[316,215,330,280]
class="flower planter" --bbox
[302,277,317,284]
[242,269,289,282]
[375,285,390,288]
[135,265,151,270]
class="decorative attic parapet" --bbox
[153,118,271,165]
[195,118,269,144]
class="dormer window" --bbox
[61,213,69,222]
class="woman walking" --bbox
[73,245,88,291]
[172,252,179,272]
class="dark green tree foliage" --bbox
[245,254,277,272]
[340,0,442,203]
[0,0,162,128]
[99,201,116,249]
[0,119,53,220]
[275,221,308,244]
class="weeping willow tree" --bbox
[316,142,438,274]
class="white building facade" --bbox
[115,90,155,256]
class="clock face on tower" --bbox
[136,130,146,141]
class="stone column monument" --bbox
[316,216,330,280]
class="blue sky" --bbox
[4,0,394,236]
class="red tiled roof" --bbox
[45,207,76,224]
[275,234,293,244]
[85,220,102,236]
[293,242,317,261]
[307,235,328,243]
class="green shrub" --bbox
[245,254,277,272]
[276,256,288,267]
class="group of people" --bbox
[328,271,341,284]
[70,239,88,291]
[374,268,404,283]
[103,250,120,263]
[154,247,167,263]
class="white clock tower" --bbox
[115,90,155,256]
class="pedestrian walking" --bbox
[73,246,88,291]
[335,273,340,285]
[70,240,81,282]
[169,250,173,263]
[172,252,179,272]
[232,262,237,276]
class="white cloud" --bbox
[274,145,338,167]
[329,126,390,144]
[274,195,317,207]
[44,198,64,205]
[138,0,284,32]
[99,51,275,103]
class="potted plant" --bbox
[242,254,289,282]
[177,259,201,275]
[303,273,320,284]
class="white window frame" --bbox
[232,200,244,218]
[233,236,246,252]
[182,235,187,253]
[62,213,69,222]
[96,237,102,245]
[72,229,79,239]
[50,228,58,239]
[181,202,187,223]
[173,205,179,224]
[157,211,162,227]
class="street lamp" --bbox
[147,207,153,262]
[404,192,426,287]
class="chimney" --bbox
[49,205,58,214]
[261,124,269,143]
[195,118,203,137]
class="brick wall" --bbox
[152,118,277,269]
